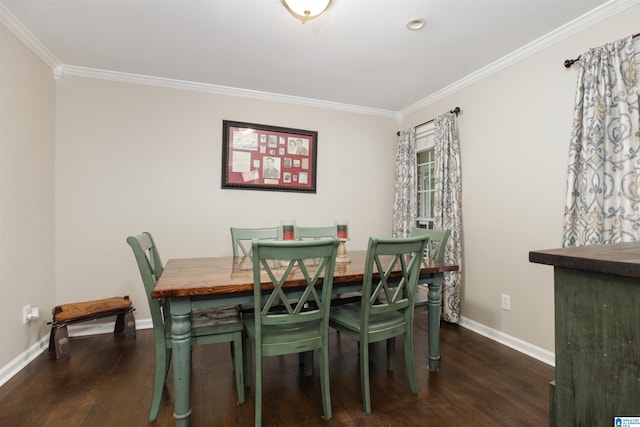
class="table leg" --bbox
[171,299,192,426]
[427,275,443,371]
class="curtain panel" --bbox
[563,35,640,246]
[433,112,463,324]
[392,128,417,238]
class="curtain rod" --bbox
[563,32,640,68]
[397,107,461,136]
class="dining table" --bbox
[152,249,459,426]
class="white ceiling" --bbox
[0,0,625,113]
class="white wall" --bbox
[401,3,640,353]
[0,24,55,368]
[54,76,398,317]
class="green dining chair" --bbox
[295,225,337,239]
[410,227,451,313]
[230,226,280,257]
[244,238,339,427]
[231,226,283,319]
[329,234,428,415]
[384,228,451,367]
[126,232,245,422]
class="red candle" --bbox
[283,225,295,240]
[337,224,348,239]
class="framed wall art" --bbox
[221,120,318,193]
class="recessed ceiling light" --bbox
[406,18,426,31]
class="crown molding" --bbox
[0,2,59,69]
[400,0,640,117]
[56,65,398,119]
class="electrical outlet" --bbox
[501,294,511,311]
[23,304,31,324]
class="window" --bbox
[416,122,435,229]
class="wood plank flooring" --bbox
[0,318,554,426]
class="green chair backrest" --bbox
[410,228,451,262]
[250,238,339,344]
[360,235,428,325]
[126,232,168,337]
[230,227,280,257]
[296,226,337,240]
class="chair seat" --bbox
[330,303,406,337]
[244,320,323,355]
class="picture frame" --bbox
[221,120,318,193]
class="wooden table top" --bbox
[153,250,459,298]
[529,241,640,279]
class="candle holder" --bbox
[336,238,350,263]
[335,220,350,263]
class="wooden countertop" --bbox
[529,241,640,279]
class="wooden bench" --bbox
[48,296,136,360]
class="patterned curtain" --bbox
[392,128,417,238]
[433,112,463,324]
[563,35,640,247]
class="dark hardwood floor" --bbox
[0,317,554,426]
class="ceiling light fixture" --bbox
[281,0,332,23]
[406,18,426,31]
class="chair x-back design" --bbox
[244,237,339,427]
[329,234,428,414]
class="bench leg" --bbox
[114,310,136,340]
[50,325,70,360]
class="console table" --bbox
[529,242,640,426]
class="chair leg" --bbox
[233,332,245,404]
[319,342,332,420]
[243,334,252,388]
[404,332,418,395]
[148,345,170,422]
[360,339,372,415]
[254,345,263,427]
[358,342,375,363]
[304,351,314,377]
[52,325,70,360]
[386,337,395,370]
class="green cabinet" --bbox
[530,242,640,426]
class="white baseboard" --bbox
[0,316,553,389]
[0,319,153,388]
[0,336,49,388]
[459,316,555,367]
